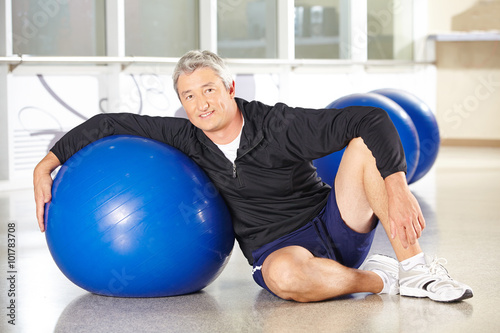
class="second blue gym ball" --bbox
[314,93,420,184]
[45,135,235,297]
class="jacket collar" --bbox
[236,98,264,156]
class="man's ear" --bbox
[229,80,236,97]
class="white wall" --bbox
[427,0,500,144]
[428,0,478,33]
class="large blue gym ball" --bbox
[45,135,235,297]
[314,93,420,184]
[372,88,440,184]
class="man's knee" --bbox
[262,247,312,301]
[343,138,374,163]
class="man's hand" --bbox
[385,172,426,249]
[33,152,61,232]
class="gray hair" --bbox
[173,50,233,97]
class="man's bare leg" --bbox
[261,246,384,302]
[335,138,423,261]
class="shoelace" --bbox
[427,256,450,278]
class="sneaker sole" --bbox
[401,287,474,302]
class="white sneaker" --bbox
[360,254,400,295]
[399,254,473,302]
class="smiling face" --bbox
[177,67,241,144]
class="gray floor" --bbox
[1,146,499,333]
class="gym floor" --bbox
[1,145,499,333]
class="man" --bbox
[34,50,472,302]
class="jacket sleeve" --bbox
[267,103,406,179]
[50,113,192,164]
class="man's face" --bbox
[177,67,236,135]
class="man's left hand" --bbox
[385,172,426,249]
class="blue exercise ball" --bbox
[371,88,440,183]
[314,93,420,183]
[45,135,234,297]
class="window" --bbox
[367,0,414,60]
[294,0,342,59]
[8,0,419,61]
[125,0,199,57]
[217,0,277,58]
[12,0,106,56]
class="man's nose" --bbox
[197,98,209,111]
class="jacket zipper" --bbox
[232,135,263,179]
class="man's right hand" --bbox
[33,152,61,232]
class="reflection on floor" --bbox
[1,146,499,333]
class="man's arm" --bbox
[269,104,407,178]
[33,151,61,232]
[51,113,190,165]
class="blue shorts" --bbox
[251,186,378,296]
